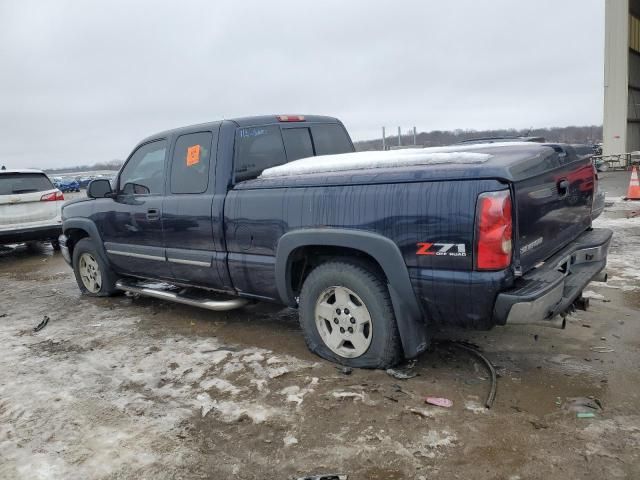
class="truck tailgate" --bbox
[513,151,595,273]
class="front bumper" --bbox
[494,228,612,327]
[58,234,72,265]
[0,225,62,245]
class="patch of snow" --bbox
[332,391,365,401]
[422,430,457,449]
[250,379,268,391]
[464,401,487,414]
[283,434,298,447]
[208,400,275,424]
[242,352,265,362]
[582,290,606,300]
[267,365,291,378]
[200,377,242,395]
[260,148,492,178]
[0,289,316,478]
[198,393,216,417]
[279,378,318,406]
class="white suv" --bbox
[0,169,65,249]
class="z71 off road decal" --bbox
[416,242,467,256]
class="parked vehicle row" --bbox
[52,177,80,192]
[58,114,611,369]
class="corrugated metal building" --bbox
[604,0,640,155]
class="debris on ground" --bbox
[297,475,347,480]
[406,407,434,419]
[0,313,7,318]
[337,366,353,375]
[464,400,487,414]
[332,391,365,401]
[425,397,453,408]
[577,412,596,419]
[386,367,418,380]
[444,341,497,408]
[562,397,602,414]
[590,346,615,353]
[33,315,49,332]
[529,419,549,430]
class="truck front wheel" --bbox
[72,238,119,297]
[298,260,402,369]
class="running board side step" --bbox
[115,279,249,311]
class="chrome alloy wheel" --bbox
[314,286,373,358]
[79,252,102,293]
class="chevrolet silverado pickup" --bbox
[59,115,611,368]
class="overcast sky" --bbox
[0,0,604,169]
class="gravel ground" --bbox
[1,173,639,479]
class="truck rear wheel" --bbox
[72,238,119,297]
[298,260,402,369]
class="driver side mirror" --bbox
[87,179,114,199]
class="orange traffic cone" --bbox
[626,166,640,200]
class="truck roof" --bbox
[236,142,592,189]
[140,115,342,144]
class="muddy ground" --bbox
[1,173,639,479]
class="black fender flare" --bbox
[275,228,429,358]
[62,218,108,264]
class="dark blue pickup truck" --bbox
[59,115,611,368]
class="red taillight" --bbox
[475,190,512,270]
[41,190,64,202]
[277,115,305,122]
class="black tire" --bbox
[299,260,402,369]
[72,238,119,297]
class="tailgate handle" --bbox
[557,179,569,197]
[146,208,160,220]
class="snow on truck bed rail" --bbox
[260,147,493,178]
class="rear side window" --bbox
[170,132,213,194]
[0,173,54,195]
[119,140,167,195]
[282,128,314,161]
[311,124,353,156]
[234,125,286,181]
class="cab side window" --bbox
[170,132,213,194]
[119,140,167,195]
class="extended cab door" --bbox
[162,127,231,291]
[97,139,171,279]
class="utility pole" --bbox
[398,126,401,147]
[413,126,417,146]
[382,126,386,151]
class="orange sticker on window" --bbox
[186,145,201,166]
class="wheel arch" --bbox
[63,218,108,264]
[275,228,429,358]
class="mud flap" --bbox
[388,284,429,359]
